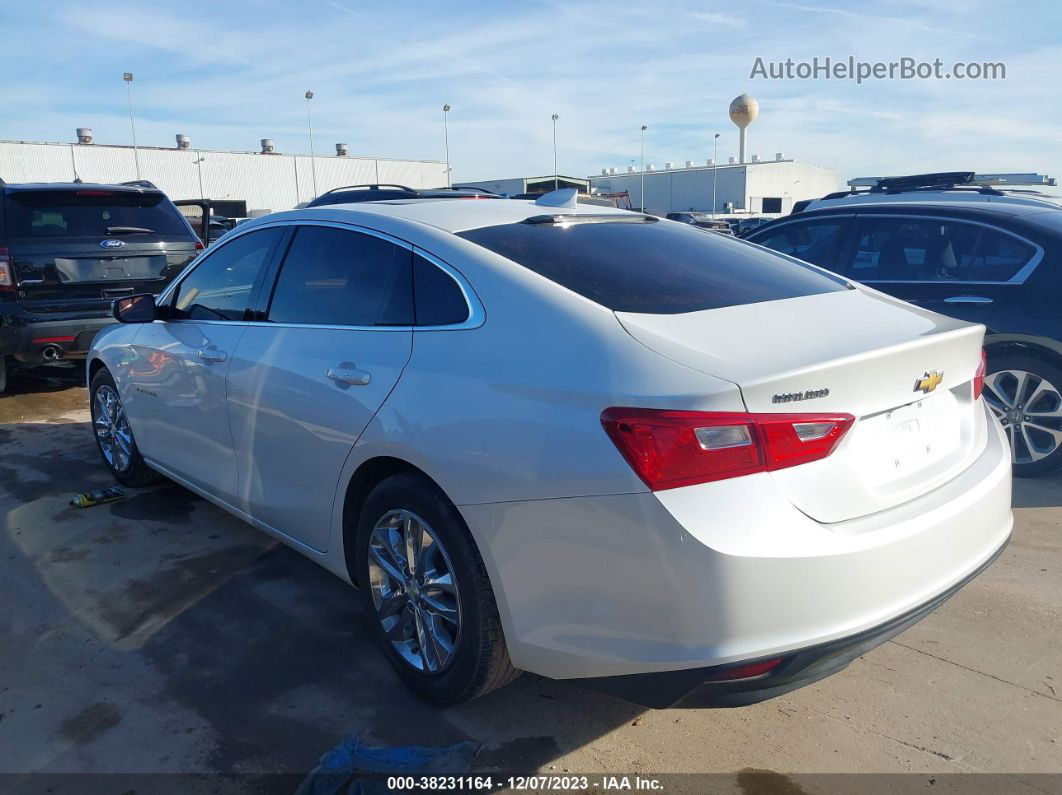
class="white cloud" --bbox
[0,0,1058,184]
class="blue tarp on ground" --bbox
[296,734,480,795]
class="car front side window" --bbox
[266,225,413,326]
[752,219,848,270]
[172,227,284,321]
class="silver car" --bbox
[88,194,1011,707]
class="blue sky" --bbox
[1,0,1059,184]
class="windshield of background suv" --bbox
[3,190,191,239]
[457,218,848,314]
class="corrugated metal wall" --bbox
[590,164,748,215]
[589,160,839,216]
[0,141,447,212]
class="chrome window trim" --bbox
[160,217,485,332]
[754,212,1045,285]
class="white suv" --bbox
[87,194,1011,707]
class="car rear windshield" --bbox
[3,190,191,240]
[457,218,848,314]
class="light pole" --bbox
[712,132,720,219]
[552,114,559,190]
[123,72,141,180]
[305,90,318,198]
[442,104,451,187]
[640,124,647,212]
[194,154,205,199]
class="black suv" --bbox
[306,184,502,207]
[0,181,201,391]
[746,172,1062,476]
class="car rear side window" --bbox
[457,219,846,314]
[267,226,413,326]
[173,227,284,321]
[751,218,849,270]
[846,217,1034,282]
[3,190,191,239]
[414,254,469,326]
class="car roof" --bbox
[261,197,637,234]
[768,199,1062,224]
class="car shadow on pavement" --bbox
[0,417,643,788]
[1011,471,1062,509]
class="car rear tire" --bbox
[89,368,159,487]
[983,351,1062,478]
[355,471,520,703]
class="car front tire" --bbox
[984,351,1062,477]
[355,471,520,703]
[89,368,158,487]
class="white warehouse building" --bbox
[0,132,448,214]
[589,156,839,217]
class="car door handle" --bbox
[326,366,371,386]
[195,348,227,363]
[943,295,993,304]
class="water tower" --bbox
[728,94,759,164]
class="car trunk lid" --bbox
[616,288,988,522]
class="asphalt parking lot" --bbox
[1,365,1060,793]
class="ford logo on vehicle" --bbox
[99,239,125,249]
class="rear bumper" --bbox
[576,537,1008,708]
[0,304,113,361]
[460,402,1012,693]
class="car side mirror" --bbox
[114,293,157,323]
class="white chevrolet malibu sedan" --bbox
[87,193,1012,707]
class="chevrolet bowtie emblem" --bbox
[914,370,944,394]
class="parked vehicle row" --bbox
[87,191,1010,707]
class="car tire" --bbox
[89,368,159,487]
[0,355,7,394]
[355,471,521,703]
[983,351,1062,478]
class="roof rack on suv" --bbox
[318,183,417,196]
[793,172,1059,213]
[845,172,1056,192]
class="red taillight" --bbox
[194,240,205,250]
[601,408,855,491]
[973,348,987,400]
[0,246,13,293]
[75,190,114,196]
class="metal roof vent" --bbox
[175,134,191,150]
[776,152,785,161]
[627,166,635,173]
[336,143,349,157]
[601,168,609,175]
[647,164,655,171]
[609,167,617,175]
[76,128,93,144]
[685,160,693,168]
[728,156,736,164]
[751,154,760,162]
[707,158,715,166]
[261,138,276,154]
[664,162,674,170]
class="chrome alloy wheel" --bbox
[367,509,462,673]
[983,369,1062,464]
[93,384,134,473]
